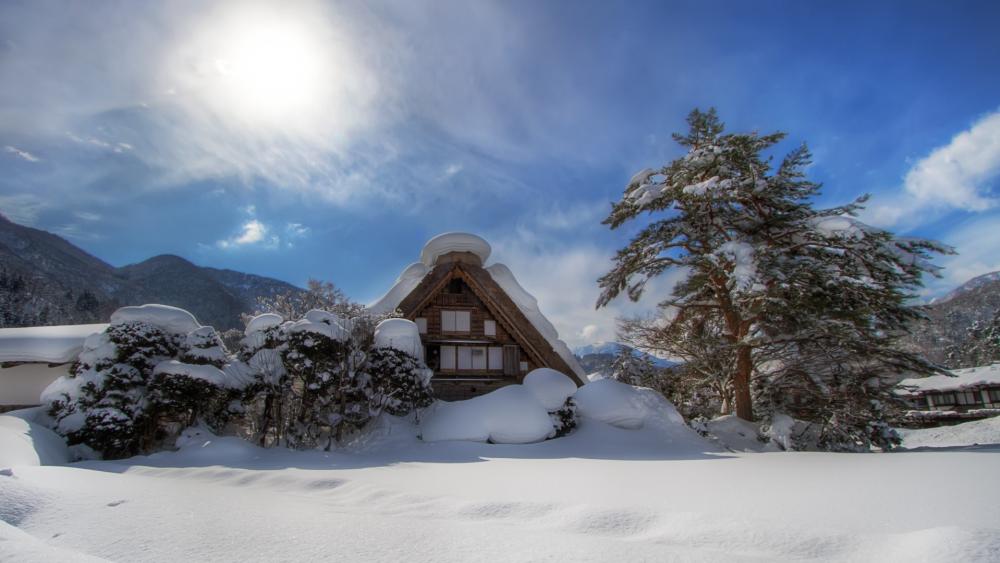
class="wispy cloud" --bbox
[864,109,1000,228]
[4,145,40,162]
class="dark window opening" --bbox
[448,279,464,294]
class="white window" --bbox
[488,347,503,370]
[519,361,529,373]
[457,347,473,370]
[441,310,471,332]
[456,311,470,332]
[415,317,427,334]
[484,320,496,337]
[471,347,487,370]
[441,345,456,370]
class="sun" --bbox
[213,20,326,120]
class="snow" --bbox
[373,318,424,361]
[419,232,491,266]
[0,324,107,364]
[2,416,997,562]
[0,409,69,468]
[486,263,585,378]
[715,240,757,291]
[244,312,283,335]
[682,175,720,195]
[810,215,868,240]
[288,317,348,342]
[303,309,342,326]
[367,262,430,315]
[421,385,555,444]
[572,379,651,429]
[899,416,1000,449]
[522,368,577,410]
[152,360,243,389]
[699,414,780,452]
[110,304,201,334]
[898,363,1000,394]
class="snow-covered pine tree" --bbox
[598,108,951,427]
[609,345,655,386]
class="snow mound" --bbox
[304,309,343,326]
[573,379,647,429]
[485,263,585,378]
[244,313,283,335]
[288,318,348,342]
[373,318,424,361]
[420,232,491,266]
[111,304,201,334]
[700,415,778,452]
[0,323,108,363]
[523,368,577,410]
[152,360,244,389]
[0,412,69,468]
[421,385,554,444]
[368,262,430,315]
[899,416,1000,449]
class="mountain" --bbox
[573,341,678,376]
[0,215,303,330]
[903,271,1000,368]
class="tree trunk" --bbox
[734,344,754,421]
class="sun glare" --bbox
[214,21,325,119]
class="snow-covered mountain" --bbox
[573,341,678,375]
[902,271,1000,368]
[0,214,303,330]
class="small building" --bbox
[369,232,585,400]
[0,323,107,412]
[897,363,1000,424]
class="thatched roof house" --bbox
[370,233,585,400]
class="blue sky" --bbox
[1,0,999,345]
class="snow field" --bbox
[2,423,998,562]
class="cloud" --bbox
[486,215,683,348]
[4,145,40,162]
[74,211,101,221]
[0,193,45,224]
[217,219,278,249]
[919,212,1000,298]
[864,110,1000,228]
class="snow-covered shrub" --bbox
[364,346,434,417]
[235,312,430,450]
[42,305,245,458]
[548,398,577,438]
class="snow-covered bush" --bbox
[44,305,240,458]
[364,346,434,417]
[236,313,434,449]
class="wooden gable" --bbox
[395,256,584,395]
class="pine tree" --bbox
[598,108,950,428]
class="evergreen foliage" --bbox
[600,108,951,449]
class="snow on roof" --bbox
[897,364,1000,394]
[111,304,202,334]
[373,318,424,361]
[419,232,491,267]
[0,324,108,364]
[368,262,430,316]
[485,263,585,378]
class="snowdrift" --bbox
[421,372,700,447]
[0,409,69,468]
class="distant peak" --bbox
[932,270,1000,305]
